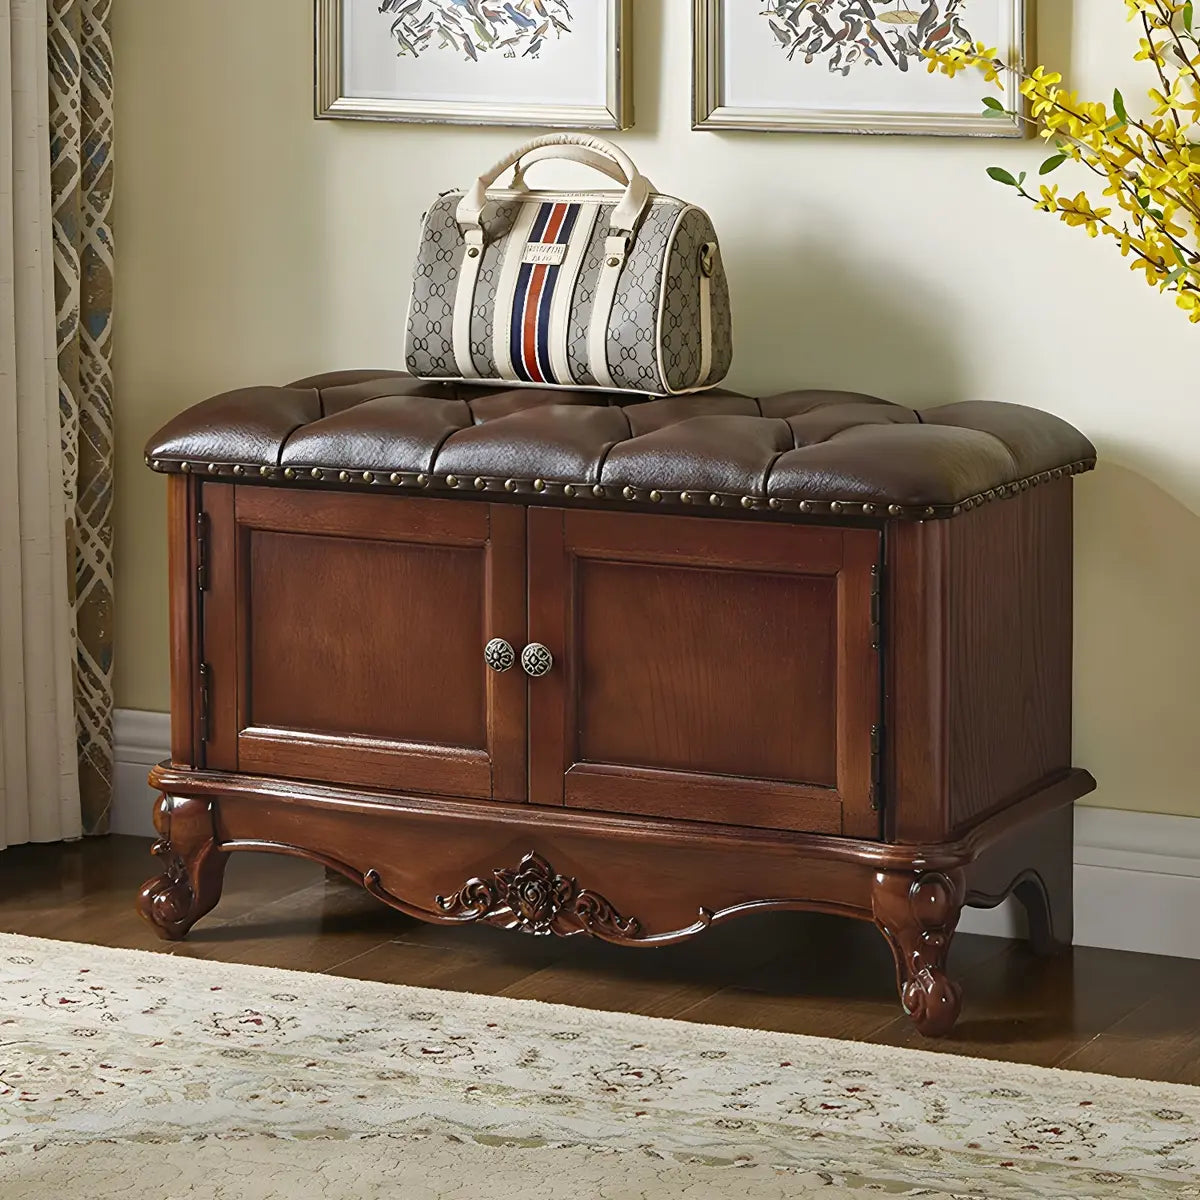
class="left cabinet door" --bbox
[198,485,527,801]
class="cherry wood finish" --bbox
[527,509,881,837]
[202,488,527,801]
[885,479,1075,841]
[142,477,1094,1037]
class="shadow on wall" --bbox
[1074,463,1200,817]
[724,231,970,404]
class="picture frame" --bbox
[316,0,633,130]
[693,0,1033,137]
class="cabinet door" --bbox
[202,487,526,801]
[527,509,882,837]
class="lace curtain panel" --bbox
[0,0,114,847]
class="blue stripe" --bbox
[510,261,535,383]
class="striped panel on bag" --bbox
[508,202,581,385]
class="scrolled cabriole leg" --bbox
[872,867,966,1038]
[136,794,229,941]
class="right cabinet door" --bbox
[527,509,882,837]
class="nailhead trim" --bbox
[146,458,1096,520]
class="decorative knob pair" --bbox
[485,638,553,678]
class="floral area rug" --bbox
[1,933,1198,1198]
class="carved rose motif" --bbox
[433,851,642,940]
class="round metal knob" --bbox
[521,643,554,678]
[484,638,515,673]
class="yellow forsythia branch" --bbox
[926,0,1200,321]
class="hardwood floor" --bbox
[2,835,1198,1084]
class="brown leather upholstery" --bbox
[146,371,1096,520]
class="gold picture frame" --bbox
[316,0,633,129]
[693,0,1033,137]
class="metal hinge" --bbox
[869,723,884,812]
[198,662,212,744]
[196,511,211,592]
[869,563,883,651]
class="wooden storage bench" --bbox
[140,371,1096,1036]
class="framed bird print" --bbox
[693,0,1032,136]
[316,0,632,129]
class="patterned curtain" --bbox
[48,0,114,834]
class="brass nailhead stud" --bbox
[232,464,244,476]
[592,485,606,498]
[151,459,162,470]
[830,502,844,515]
[680,491,692,504]
[533,479,546,493]
[925,506,936,517]
[362,471,375,484]
[446,474,459,487]
[259,465,272,477]
[650,490,662,503]
[862,503,875,516]
[505,479,518,493]
[607,256,620,268]
[709,494,722,507]
[474,477,487,490]
[144,456,151,466]
[889,504,902,516]
[284,468,297,480]
[799,501,813,513]
[563,484,577,498]
[339,471,351,483]
[417,474,429,487]
[208,463,220,474]
[390,473,403,485]
[180,462,191,473]
[768,498,781,511]
[741,496,754,509]
[311,468,323,480]
[623,486,636,500]
[467,247,480,258]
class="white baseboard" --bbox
[113,709,1200,960]
[112,709,171,838]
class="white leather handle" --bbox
[512,143,633,190]
[456,133,651,239]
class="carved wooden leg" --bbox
[137,794,228,940]
[872,868,966,1038]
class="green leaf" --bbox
[986,166,1020,187]
[1166,266,1187,285]
[1185,2,1194,33]
[982,95,1005,111]
[1113,89,1128,124]
[1039,153,1068,175]
[1018,170,1028,186]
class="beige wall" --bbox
[114,1,1200,816]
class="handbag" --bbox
[405,133,732,396]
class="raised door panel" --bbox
[203,487,526,801]
[527,509,882,837]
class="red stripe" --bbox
[540,203,567,244]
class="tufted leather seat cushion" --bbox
[146,371,1096,520]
